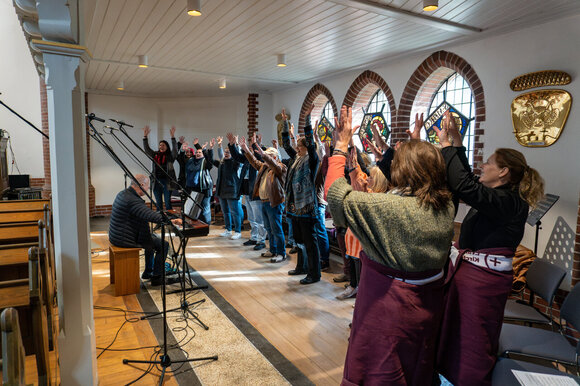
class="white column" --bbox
[36,41,97,385]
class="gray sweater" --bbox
[327,177,455,272]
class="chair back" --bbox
[526,258,566,306]
[560,283,580,357]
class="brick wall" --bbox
[85,93,96,217]
[93,205,112,216]
[342,70,396,130]
[298,83,338,133]
[247,93,259,137]
[39,78,51,199]
[574,193,580,286]
[396,50,486,174]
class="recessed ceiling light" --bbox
[423,0,438,11]
[116,80,124,90]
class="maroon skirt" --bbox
[342,251,444,386]
[436,247,514,386]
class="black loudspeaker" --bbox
[9,174,30,190]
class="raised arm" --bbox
[280,109,297,160]
[142,126,155,156]
[303,104,319,174]
[239,136,264,171]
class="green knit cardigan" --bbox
[327,177,455,272]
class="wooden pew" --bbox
[0,199,49,212]
[0,246,51,385]
[1,308,26,386]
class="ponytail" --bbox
[494,148,545,207]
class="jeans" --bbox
[286,216,296,246]
[245,196,266,242]
[144,233,169,277]
[314,204,330,262]
[262,202,285,256]
[219,197,242,232]
[199,194,212,224]
[153,177,172,211]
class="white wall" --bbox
[0,0,43,178]
[270,14,580,286]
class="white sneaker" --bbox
[230,232,242,240]
[220,230,232,237]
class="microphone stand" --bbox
[0,97,49,139]
[86,114,218,384]
[106,120,212,330]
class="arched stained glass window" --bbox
[317,101,335,144]
[428,73,475,166]
[356,90,392,153]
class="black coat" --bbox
[213,152,241,200]
[229,143,259,199]
[108,187,165,249]
[442,146,529,251]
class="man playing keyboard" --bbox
[109,174,181,286]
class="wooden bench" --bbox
[1,308,26,386]
[0,247,52,385]
[109,245,141,296]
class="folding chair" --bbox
[499,283,580,372]
[504,258,566,329]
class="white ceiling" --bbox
[82,0,580,98]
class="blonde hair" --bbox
[390,141,452,211]
[494,148,544,207]
[264,147,281,162]
[368,166,388,193]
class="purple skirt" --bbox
[436,247,514,386]
[342,251,444,386]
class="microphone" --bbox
[87,113,105,122]
[103,125,118,130]
[110,119,134,128]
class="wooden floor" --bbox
[181,228,353,385]
[19,225,352,385]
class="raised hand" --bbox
[179,135,185,143]
[226,132,235,145]
[170,126,176,138]
[289,123,295,138]
[334,105,359,153]
[238,136,248,152]
[444,110,462,146]
[433,110,452,147]
[406,113,424,140]
[202,141,209,149]
[281,108,287,121]
[142,126,151,137]
[272,139,278,149]
[193,137,199,146]
[181,141,189,150]
[256,133,262,145]
[249,132,256,145]
[371,122,389,151]
[216,136,223,146]
[364,137,383,161]
[210,138,216,148]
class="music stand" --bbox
[526,193,559,255]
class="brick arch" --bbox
[342,70,396,125]
[298,83,338,133]
[395,50,486,171]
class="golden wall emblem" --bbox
[511,89,571,147]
